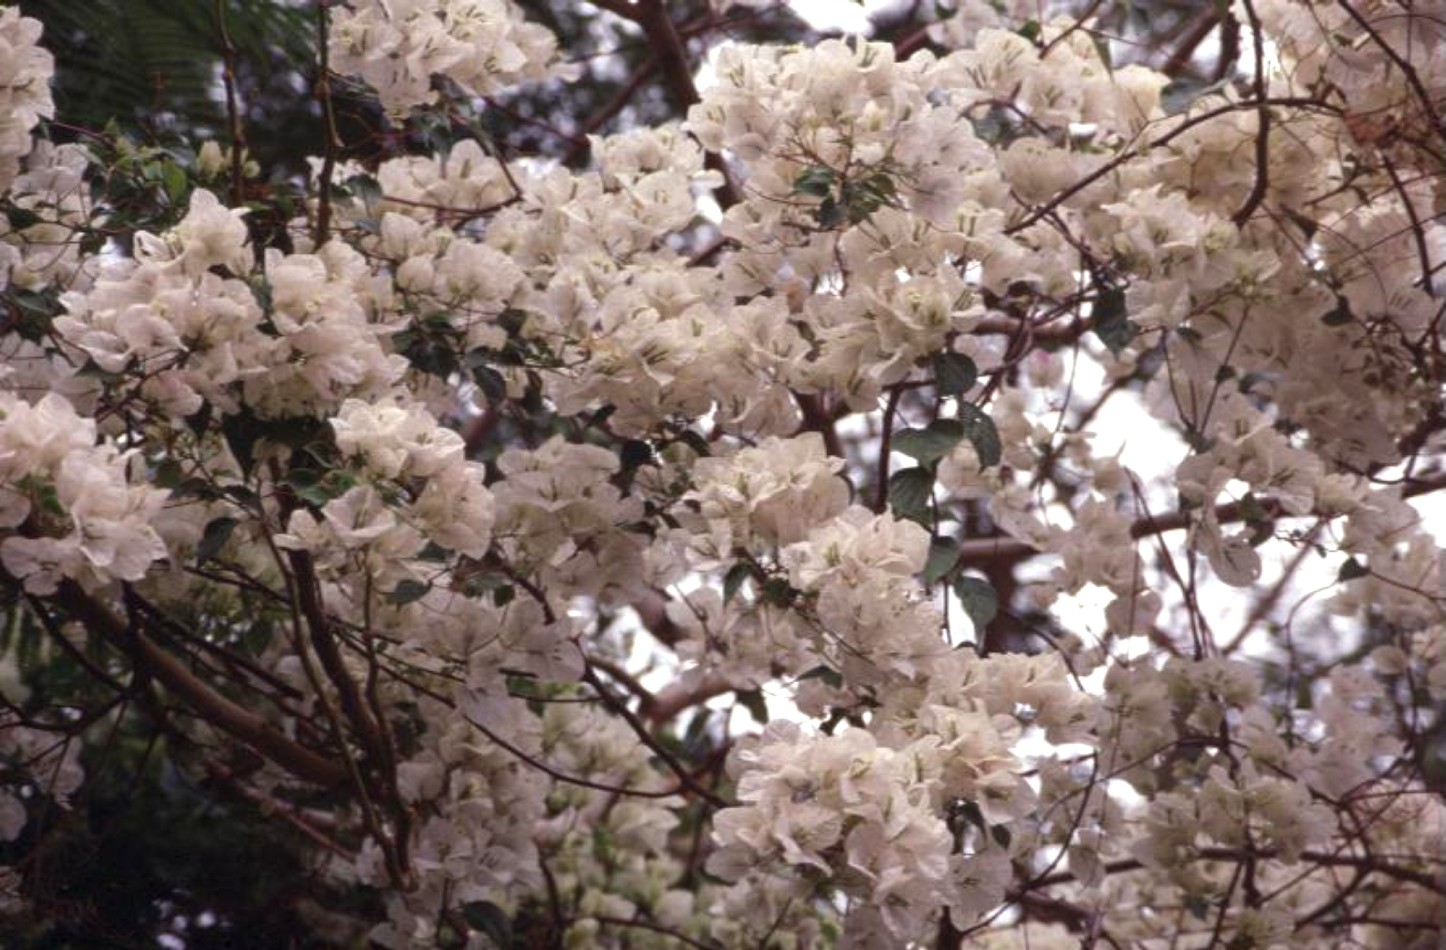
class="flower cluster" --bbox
[0,392,168,594]
[0,8,52,194]
[329,0,570,113]
[1,2,1444,948]
[56,190,405,420]
[709,721,957,943]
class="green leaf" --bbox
[1093,286,1137,356]
[674,429,711,457]
[154,458,185,490]
[290,468,355,508]
[32,481,64,517]
[388,580,430,606]
[461,901,512,947]
[161,159,188,206]
[1016,19,1042,42]
[893,419,965,466]
[723,562,753,605]
[417,542,451,562]
[760,576,795,607]
[617,439,653,481]
[888,467,934,523]
[799,665,844,689]
[933,352,978,397]
[958,404,1002,468]
[1321,295,1354,326]
[990,823,1012,848]
[680,708,714,757]
[924,537,959,585]
[842,172,896,223]
[1337,557,1369,582]
[470,364,507,403]
[221,409,329,480]
[195,516,237,565]
[737,688,769,725]
[817,195,845,229]
[792,165,835,198]
[957,800,985,829]
[344,173,383,209]
[5,206,42,230]
[953,576,999,632]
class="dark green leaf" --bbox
[5,206,42,230]
[990,823,1012,848]
[958,404,1002,469]
[10,287,58,317]
[418,542,451,562]
[737,688,769,725]
[290,468,355,507]
[792,165,835,198]
[723,562,753,605]
[958,800,985,829]
[893,419,965,466]
[682,708,712,756]
[674,429,711,457]
[195,516,237,565]
[1337,557,1369,582]
[953,576,999,632]
[388,580,430,606]
[184,401,213,438]
[924,537,959,585]
[799,665,844,689]
[1238,492,1268,522]
[471,364,507,403]
[619,439,653,473]
[221,410,329,479]
[817,196,845,228]
[933,352,978,397]
[842,173,896,222]
[1184,894,1211,921]
[344,174,383,209]
[888,467,934,523]
[760,577,794,607]
[1093,286,1137,356]
[1321,295,1354,326]
[154,459,185,490]
[462,900,512,947]
[497,308,528,336]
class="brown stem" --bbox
[794,391,844,459]
[562,55,660,166]
[1161,11,1221,78]
[647,671,733,725]
[214,0,247,209]
[582,665,727,808]
[590,0,741,207]
[1231,0,1271,227]
[314,0,341,245]
[875,385,904,514]
[58,581,347,787]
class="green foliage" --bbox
[21,0,319,175]
[0,669,367,948]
